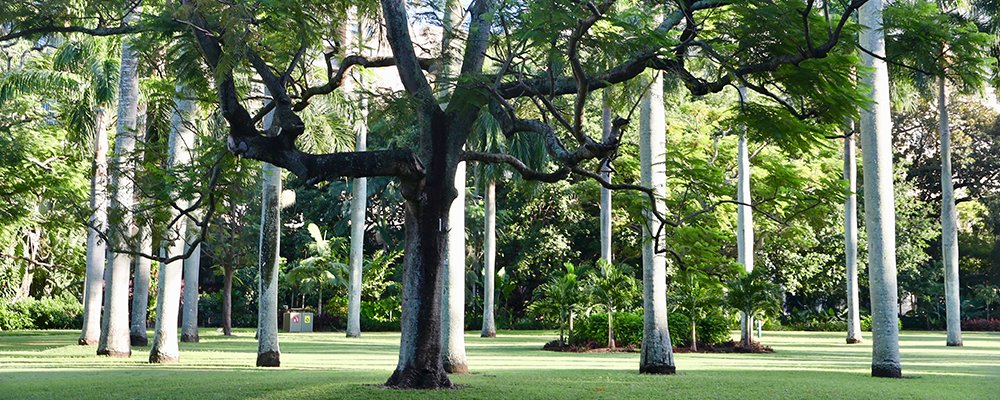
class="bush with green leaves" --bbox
[0,295,82,330]
[571,312,642,348]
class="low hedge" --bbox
[962,318,1000,331]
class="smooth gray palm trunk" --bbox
[80,107,109,346]
[860,0,903,378]
[481,179,497,338]
[257,100,282,367]
[181,218,202,343]
[346,10,366,339]
[638,71,676,374]
[438,0,468,374]
[130,222,152,346]
[97,36,140,358]
[149,87,197,363]
[939,78,963,347]
[600,90,613,265]
[736,86,755,346]
[844,128,863,344]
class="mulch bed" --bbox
[542,340,773,354]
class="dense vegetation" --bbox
[0,0,998,392]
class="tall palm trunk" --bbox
[480,179,497,338]
[181,216,202,343]
[600,90,613,265]
[345,8,367,339]
[257,98,282,367]
[149,86,197,363]
[939,77,963,347]
[860,0,903,378]
[97,33,140,358]
[638,70,675,374]
[130,222,152,346]
[736,85,755,346]
[438,0,468,374]
[845,126,863,344]
[80,107,109,346]
[222,264,234,336]
[130,102,151,347]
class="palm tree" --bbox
[287,223,349,315]
[586,260,639,350]
[2,37,121,346]
[725,269,781,349]
[638,70,675,373]
[149,85,198,363]
[97,23,141,358]
[438,0,468,374]
[529,263,583,346]
[972,284,1000,320]
[672,270,723,351]
[859,0,903,379]
[885,0,993,347]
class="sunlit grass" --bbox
[0,329,997,399]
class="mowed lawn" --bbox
[0,329,997,399]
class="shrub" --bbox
[669,309,735,347]
[1,295,83,330]
[962,318,1000,331]
[0,303,32,331]
[570,312,642,347]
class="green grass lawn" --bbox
[0,329,997,399]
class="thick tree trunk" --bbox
[181,218,202,343]
[346,9,367,340]
[386,178,454,389]
[600,90,613,265]
[741,308,754,348]
[638,71,675,374]
[149,87,197,364]
[223,265,234,336]
[939,78,963,347]
[97,34,140,358]
[130,222,152,346]
[736,85,755,346]
[80,107,109,346]
[845,127,863,344]
[860,0,903,378]
[481,179,497,338]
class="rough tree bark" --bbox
[149,86,197,363]
[859,0,903,378]
[638,71,675,374]
[480,179,497,338]
[736,85,755,347]
[844,124,863,344]
[79,106,109,346]
[939,77,963,347]
[97,30,140,358]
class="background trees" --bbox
[0,0,997,390]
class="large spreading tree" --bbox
[3,0,879,388]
